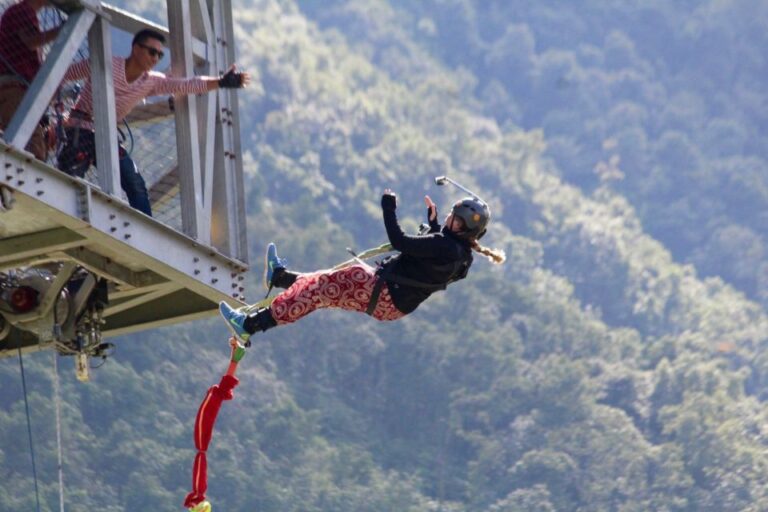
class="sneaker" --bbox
[263,242,287,291]
[219,301,250,343]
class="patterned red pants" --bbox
[270,265,405,325]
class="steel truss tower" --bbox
[0,0,249,372]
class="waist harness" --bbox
[365,258,467,315]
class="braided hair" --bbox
[470,240,506,264]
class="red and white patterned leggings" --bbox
[270,265,406,325]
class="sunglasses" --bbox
[137,43,165,60]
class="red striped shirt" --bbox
[64,56,208,125]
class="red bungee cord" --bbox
[183,338,246,512]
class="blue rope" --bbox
[18,348,42,512]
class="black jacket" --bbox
[379,201,473,314]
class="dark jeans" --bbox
[58,128,152,216]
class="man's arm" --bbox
[151,65,250,96]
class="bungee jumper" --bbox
[219,176,506,343]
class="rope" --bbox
[17,348,42,512]
[53,351,65,512]
[53,7,67,159]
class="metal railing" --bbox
[0,0,247,261]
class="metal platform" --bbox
[0,0,249,364]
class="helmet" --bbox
[451,197,490,239]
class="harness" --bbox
[365,256,469,316]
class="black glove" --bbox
[218,68,246,88]
[381,191,397,211]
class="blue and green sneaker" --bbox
[264,242,287,291]
[219,301,250,343]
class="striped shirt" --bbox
[63,56,208,127]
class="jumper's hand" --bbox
[382,188,397,210]
[424,195,437,222]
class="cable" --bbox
[121,120,134,157]
[17,348,42,512]
[52,7,67,160]
[52,294,66,512]
[53,351,65,512]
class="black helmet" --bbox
[451,197,490,239]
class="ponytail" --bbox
[470,240,506,264]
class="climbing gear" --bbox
[366,274,386,316]
[218,301,250,343]
[434,175,483,200]
[332,243,393,271]
[18,348,42,512]
[450,197,490,239]
[53,352,66,512]
[242,307,277,334]
[365,266,451,316]
[345,247,376,271]
[229,339,246,363]
[366,253,469,316]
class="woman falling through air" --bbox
[219,189,506,343]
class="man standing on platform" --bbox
[58,28,250,217]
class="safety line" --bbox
[53,351,65,512]
[18,348,42,512]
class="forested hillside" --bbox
[299,0,768,311]
[1,1,767,511]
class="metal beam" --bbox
[108,280,177,300]
[0,329,51,356]
[0,228,86,264]
[167,1,206,242]
[100,3,209,59]
[102,282,180,317]
[61,247,166,288]
[102,288,215,336]
[5,9,96,151]
[51,0,101,14]
[210,0,248,262]
[195,1,217,227]
[88,16,121,195]
[0,145,248,304]
[197,0,215,45]
[0,255,62,272]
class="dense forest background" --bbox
[2,0,768,510]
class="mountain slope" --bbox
[1,1,767,510]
